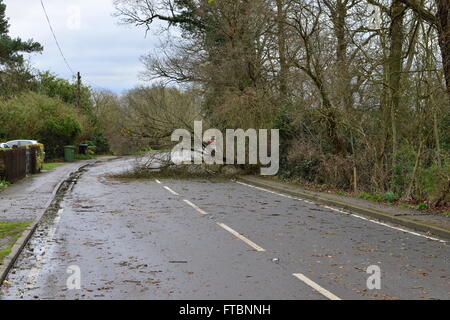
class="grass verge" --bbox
[268,175,449,216]
[42,162,65,170]
[0,180,10,191]
[0,221,31,265]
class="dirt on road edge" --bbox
[239,176,450,241]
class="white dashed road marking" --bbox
[217,223,266,252]
[184,200,209,215]
[163,186,179,196]
[293,273,341,300]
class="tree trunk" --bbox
[334,0,352,111]
[432,100,442,166]
[276,0,288,100]
[436,0,450,95]
[406,139,423,199]
[388,0,405,178]
[398,0,449,95]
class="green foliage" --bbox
[36,72,93,112]
[0,220,31,264]
[85,133,110,155]
[414,203,428,210]
[357,192,383,202]
[75,154,93,160]
[43,117,82,158]
[392,145,416,194]
[441,111,450,151]
[274,104,296,138]
[0,0,42,98]
[0,0,42,67]
[383,192,396,203]
[0,92,84,158]
[36,143,45,170]
[357,191,397,203]
[44,115,81,138]
[42,162,64,170]
[274,104,296,173]
[87,145,96,156]
[114,0,449,207]
[281,159,320,181]
[80,140,96,156]
[417,157,450,202]
[0,63,37,97]
[0,179,10,190]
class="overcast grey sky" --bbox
[4,0,164,93]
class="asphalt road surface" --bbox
[1,158,449,299]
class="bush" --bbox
[36,143,45,171]
[282,138,353,188]
[383,192,396,203]
[283,138,320,180]
[392,145,416,194]
[0,92,85,158]
[417,156,450,204]
[415,203,428,210]
[41,116,81,158]
[0,180,10,190]
[83,133,110,155]
[357,192,383,202]
[91,133,110,154]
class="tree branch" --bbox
[397,0,437,26]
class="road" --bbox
[1,158,449,299]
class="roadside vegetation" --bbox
[271,174,448,215]
[0,0,448,214]
[42,163,65,171]
[109,0,449,214]
[0,221,30,265]
[0,179,9,191]
[0,0,109,163]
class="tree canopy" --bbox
[0,0,42,67]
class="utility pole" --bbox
[76,72,81,109]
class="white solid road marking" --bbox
[347,213,445,243]
[155,179,162,184]
[163,186,179,196]
[184,200,209,215]
[293,273,341,300]
[237,181,303,201]
[323,205,343,213]
[26,208,64,289]
[217,223,266,252]
[237,181,446,243]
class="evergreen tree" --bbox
[0,0,42,67]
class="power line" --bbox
[84,79,111,92]
[39,0,109,92]
[40,0,75,76]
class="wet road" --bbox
[1,158,449,299]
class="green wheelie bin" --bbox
[64,145,76,162]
